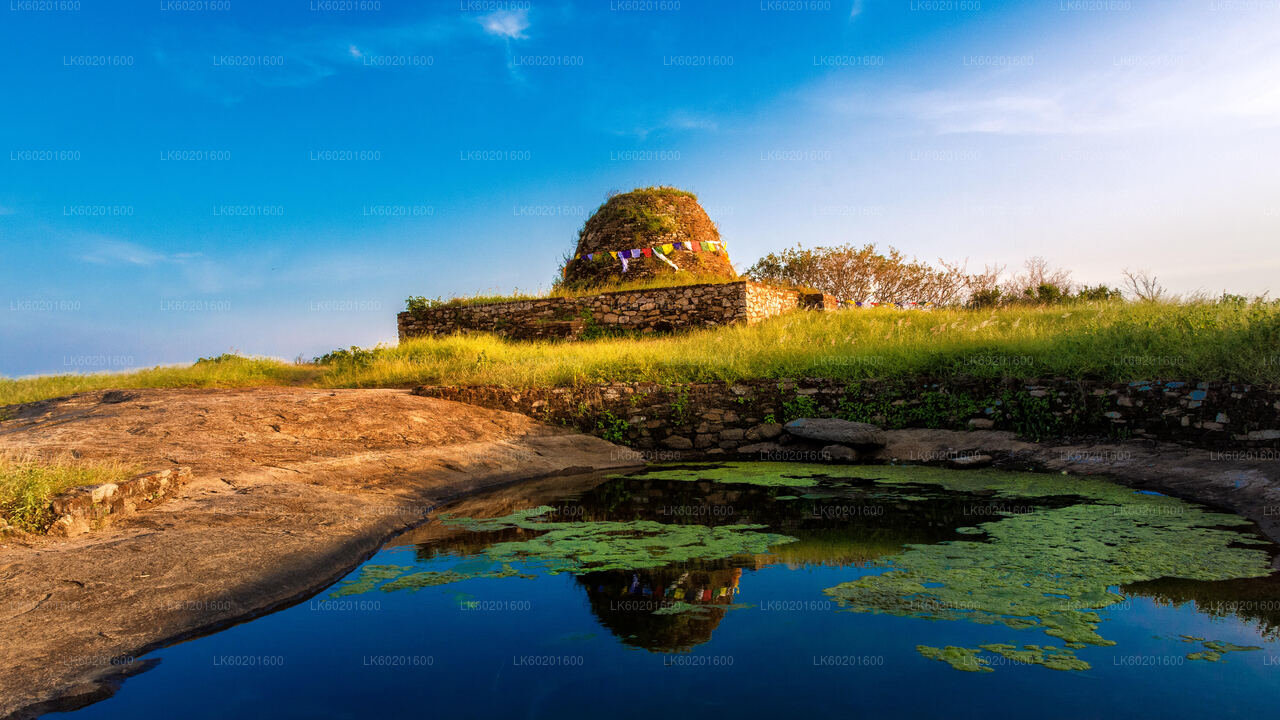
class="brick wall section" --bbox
[414,378,1280,454]
[397,280,838,341]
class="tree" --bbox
[1120,268,1166,302]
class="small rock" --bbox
[949,454,994,469]
[822,445,859,462]
[752,423,783,440]
[784,418,885,447]
[661,435,693,450]
[967,418,995,430]
[736,441,783,455]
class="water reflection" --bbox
[382,466,1279,656]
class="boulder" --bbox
[783,418,885,447]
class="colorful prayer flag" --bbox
[655,251,680,271]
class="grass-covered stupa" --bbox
[559,186,737,290]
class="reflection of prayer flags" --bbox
[642,248,653,257]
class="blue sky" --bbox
[3,0,1279,376]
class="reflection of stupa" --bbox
[576,566,744,652]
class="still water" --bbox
[69,463,1280,719]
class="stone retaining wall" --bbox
[46,467,192,537]
[397,280,837,341]
[415,378,1280,455]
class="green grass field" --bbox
[1,300,1277,408]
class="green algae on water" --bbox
[978,644,1091,671]
[620,462,831,487]
[330,564,412,598]
[1186,639,1263,662]
[381,564,526,592]
[824,473,1273,664]
[917,645,992,672]
[330,562,527,596]
[440,506,796,574]
[333,506,796,596]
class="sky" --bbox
[3,0,1279,377]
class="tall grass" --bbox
[0,354,316,407]
[320,300,1280,388]
[2,300,1276,408]
[0,452,137,532]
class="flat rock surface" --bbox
[784,418,886,447]
[0,388,639,719]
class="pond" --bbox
[69,462,1280,719]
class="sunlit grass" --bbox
[2,300,1276,408]
[321,300,1280,388]
[0,354,318,407]
[0,452,138,533]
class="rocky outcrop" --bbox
[0,388,640,719]
[784,418,886,447]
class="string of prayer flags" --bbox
[568,239,725,272]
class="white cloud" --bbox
[619,112,720,139]
[348,44,362,58]
[811,9,1280,137]
[479,9,530,40]
[80,239,192,267]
